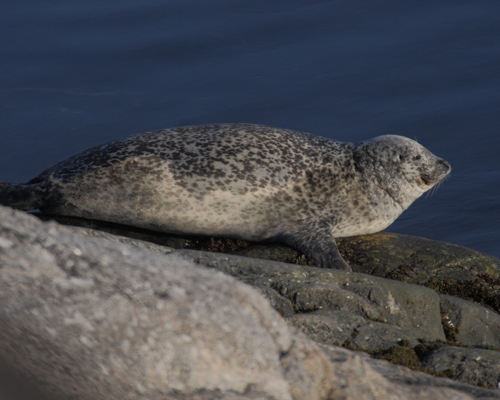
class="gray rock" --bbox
[34,212,190,250]
[174,249,446,348]
[68,225,500,351]
[421,346,500,390]
[285,309,436,350]
[319,345,497,400]
[337,233,500,318]
[69,225,176,254]
[351,319,423,350]
[3,206,500,399]
[440,294,500,347]
[253,286,295,317]
[336,232,500,281]
[359,346,500,400]
[1,206,332,400]
[285,310,365,346]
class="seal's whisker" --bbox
[425,173,449,198]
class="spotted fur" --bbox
[0,124,451,270]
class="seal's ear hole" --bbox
[398,155,405,162]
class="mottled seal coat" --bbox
[0,124,451,270]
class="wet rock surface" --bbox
[172,249,447,346]
[421,346,500,390]
[0,207,318,400]
[439,294,500,348]
[3,209,499,397]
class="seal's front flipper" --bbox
[284,227,352,271]
[307,237,351,271]
[311,242,351,271]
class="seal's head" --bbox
[354,135,451,211]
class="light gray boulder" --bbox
[1,206,500,399]
[0,207,333,400]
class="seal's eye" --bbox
[413,155,421,161]
[398,155,405,162]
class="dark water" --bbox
[1,1,499,257]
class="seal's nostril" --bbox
[439,159,451,172]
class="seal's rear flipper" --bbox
[0,182,40,211]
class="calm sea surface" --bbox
[1,1,499,257]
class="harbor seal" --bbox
[0,124,451,270]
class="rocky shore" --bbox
[1,206,499,399]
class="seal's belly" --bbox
[58,171,281,240]
[142,190,279,240]
[332,217,397,238]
